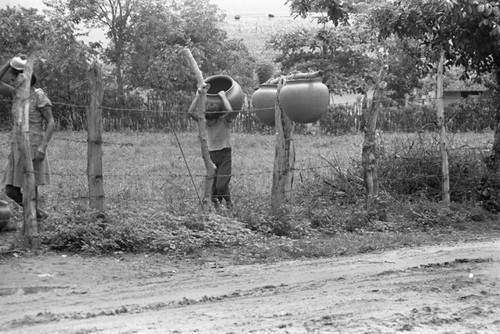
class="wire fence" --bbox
[0,93,496,215]
[28,135,341,213]
[1,92,497,134]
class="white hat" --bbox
[10,57,26,71]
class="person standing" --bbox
[206,90,238,208]
[0,55,55,219]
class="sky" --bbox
[1,0,290,15]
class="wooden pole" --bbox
[362,64,388,212]
[182,48,216,208]
[271,77,295,216]
[436,49,450,207]
[87,60,106,211]
[11,54,39,249]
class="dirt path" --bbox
[0,239,499,333]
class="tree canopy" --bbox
[372,0,500,78]
[0,5,90,98]
[270,1,427,101]
[124,0,255,96]
[1,0,256,109]
[370,0,500,169]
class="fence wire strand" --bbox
[1,94,496,207]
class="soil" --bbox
[0,235,499,334]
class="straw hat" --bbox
[10,56,26,71]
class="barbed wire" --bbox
[51,182,316,203]
[56,96,500,116]
[44,131,368,147]
[4,94,498,117]
[27,164,335,179]
[21,141,492,182]
[2,93,495,207]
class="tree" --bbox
[0,7,48,56]
[382,39,428,103]
[44,0,256,108]
[127,0,256,101]
[286,0,349,25]
[45,0,140,105]
[268,12,384,94]
[274,1,426,100]
[371,0,500,170]
[0,5,90,127]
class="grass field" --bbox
[0,130,365,211]
[1,129,498,259]
[223,14,321,62]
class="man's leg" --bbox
[211,174,221,207]
[215,149,232,207]
[209,151,222,207]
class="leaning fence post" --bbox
[182,48,216,209]
[87,60,106,211]
[12,54,39,249]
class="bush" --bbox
[446,96,496,132]
[41,204,254,255]
[291,131,499,235]
[255,62,275,84]
[378,132,487,202]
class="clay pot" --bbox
[0,200,11,232]
[251,84,277,126]
[280,78,329,124]
[204,75,244,112]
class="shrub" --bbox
[255,62,275,84]
[378,132,487,202]
[41,204,254,255]
[446,96,496,132]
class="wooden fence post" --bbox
[271,77,295,216]
[87,60,106,211]
[436,49,450,207]
[182,48,216,209]
[362,64,388,212]
[268,71,323,215]
[13,54,39,249]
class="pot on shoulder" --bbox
[204,75,244,112]
[279,78,329,124]
[251,84,277,126]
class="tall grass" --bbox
[0,129,494,215]
[1,130,498,256]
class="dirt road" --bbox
[1,239,499,333]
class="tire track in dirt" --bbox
[0,239,499,333]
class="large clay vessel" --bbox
[204,75,244,111]
[0,200,11,232]
[279,78,329,124]
[251,84,277,126]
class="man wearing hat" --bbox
[0,55,55,219]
